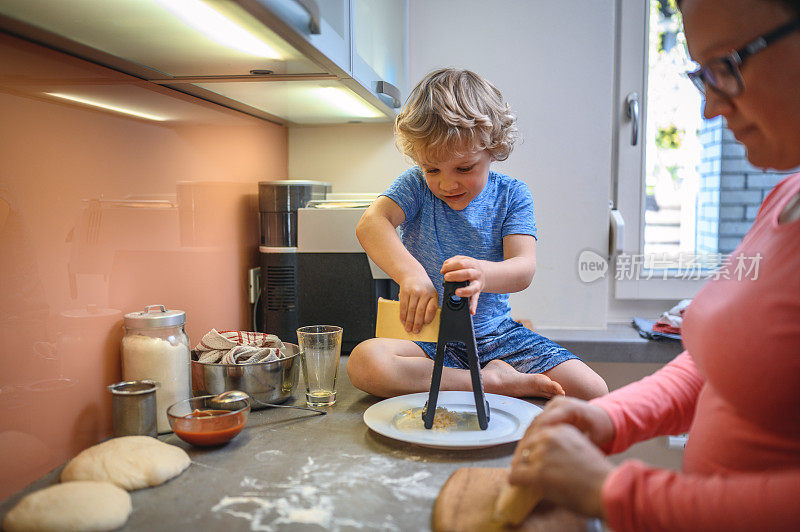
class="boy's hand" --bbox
[441,256,485,315]
[398,273,439,333]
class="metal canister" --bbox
[107,380,159,437]
[258,180,331,246]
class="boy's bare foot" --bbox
[481,359,565,398]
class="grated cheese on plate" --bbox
[395,406,467,431]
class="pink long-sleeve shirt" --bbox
[591,173,800,531]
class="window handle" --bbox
[626,92,639,146]
[610,209,626,256]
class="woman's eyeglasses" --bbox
[687,18,800,98]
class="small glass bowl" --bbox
[167,395,250,446]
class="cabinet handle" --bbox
[625,92,639,146]
[377,80,402,108]
[292,0,321,34]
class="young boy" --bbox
[347,68,607,400]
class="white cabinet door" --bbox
[194,78,389,124]
[0,0,403,123]
[246,0,351,74]
[0,0,326,76]
[350,0,408,111]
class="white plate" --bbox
[363,391,542,450]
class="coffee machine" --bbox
[258,180,330,343]
[258,182,395,352]
[295,201,394,353]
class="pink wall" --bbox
[0,33,288,498]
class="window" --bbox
[642,1,702,259]
[613,0,793,299]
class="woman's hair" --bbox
[394,68,517,165]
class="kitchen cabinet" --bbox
[254,0,351,75]
[351,0,408,110]
[0,0,408,125]
[256,0,407,111]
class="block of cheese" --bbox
[375,298,440,342]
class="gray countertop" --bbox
[537,323,683,364]
[0,358,551,532]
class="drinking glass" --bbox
[296,325,343,407]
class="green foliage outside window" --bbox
[657,0,678,17]
[656,125,683,149]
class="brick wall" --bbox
[696,116,722,255]
[698,117,798,255]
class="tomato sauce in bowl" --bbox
[167,397,250,446]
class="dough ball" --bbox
[2,481,131,532]
[61,436,190,491]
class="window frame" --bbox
[613,0,707,300]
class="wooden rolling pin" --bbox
[493,482,543,526]
[433,468,584,532]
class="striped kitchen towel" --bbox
[194,329,286,364]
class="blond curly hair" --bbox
[395,68,517,165]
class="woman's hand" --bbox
[441,255,486,314]
[398,273,439,333]
[523,395,615,448]
[509,424,614,518]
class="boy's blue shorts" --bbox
[414,319,579,374]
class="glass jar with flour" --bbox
[122,305,191,433]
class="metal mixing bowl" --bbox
[191,343,301,410]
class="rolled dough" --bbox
[2,481,131,532]
[61,435,190,491]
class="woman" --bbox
[508,0,800,530]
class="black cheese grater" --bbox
[421,280,490,430]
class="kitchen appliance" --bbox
[374,282,489,430]
[420,281,489,430]
[258,180,330,343]
[295,202,394,353]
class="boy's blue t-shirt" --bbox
[381,167,537,336]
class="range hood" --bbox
[0,0,403,125]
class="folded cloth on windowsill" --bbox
[654,299,692,335]
[194,329,286,364]
[653,321,681,335]
[632,318,682,342]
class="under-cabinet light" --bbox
[314,87,382,118]
[46,93,169,121]
[156,0,281,59]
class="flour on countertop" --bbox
[212,454,437,531]
[254,450,283,462]
[190,460,223,471]
[212,495,333,529]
